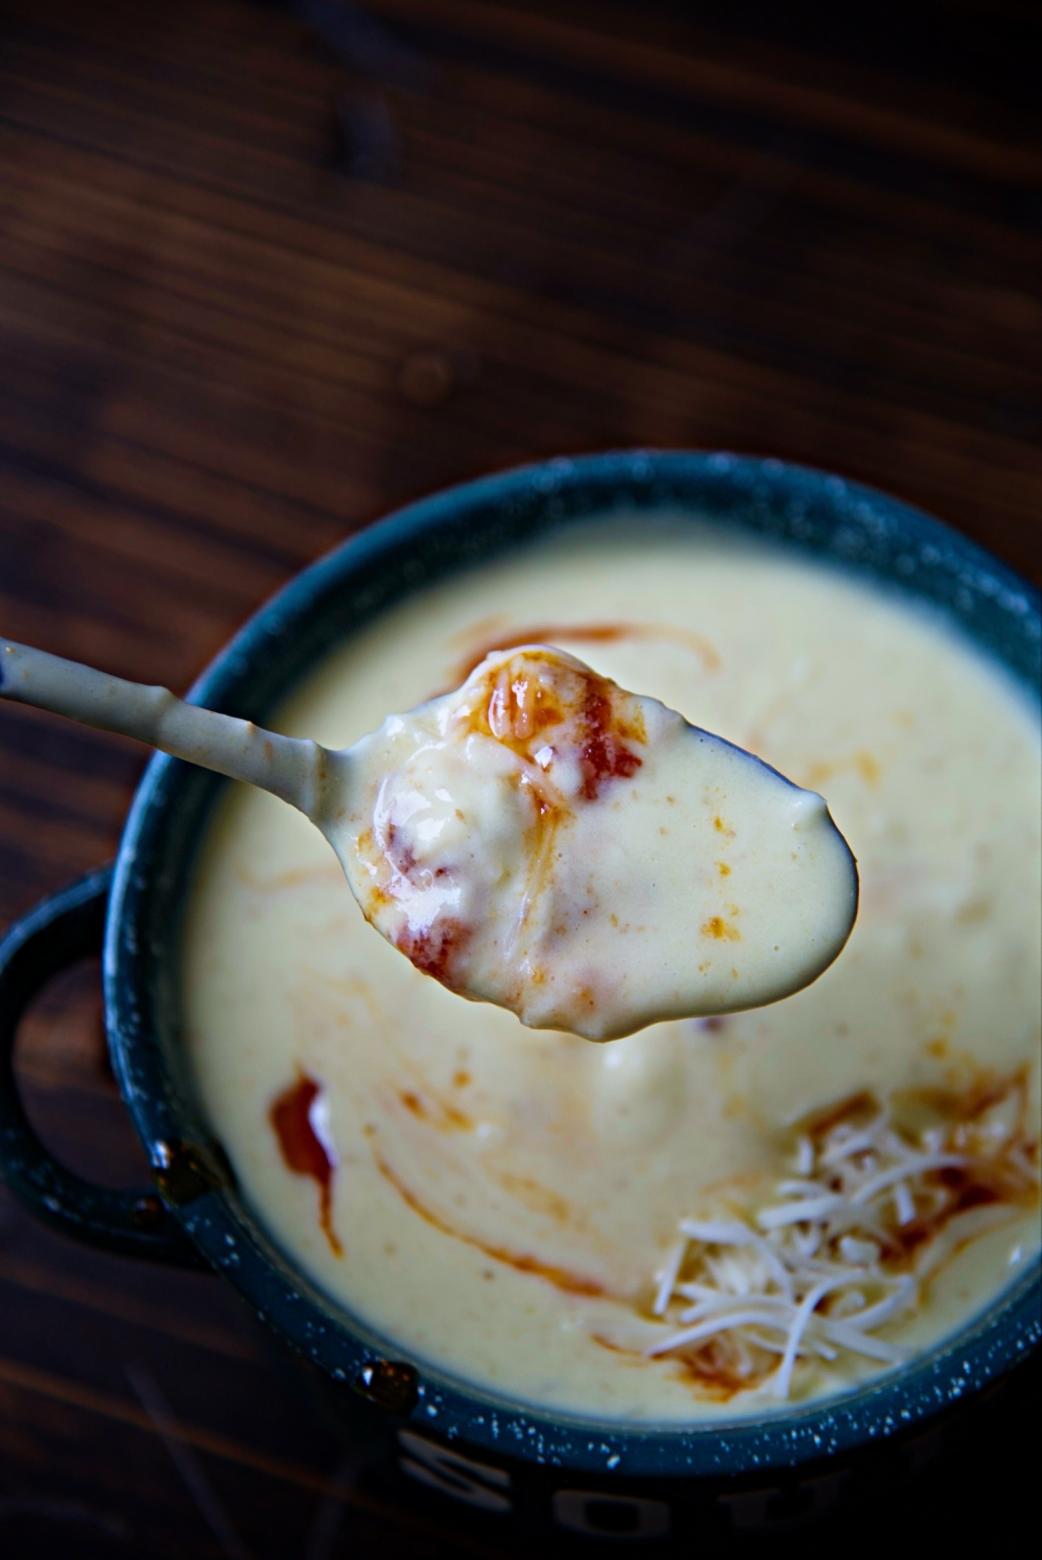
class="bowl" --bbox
[2,452,1039,1544]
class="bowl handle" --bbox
[0,867,205,1266]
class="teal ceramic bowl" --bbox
[1,453,1039,1540]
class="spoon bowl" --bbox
[332,643,859,1038]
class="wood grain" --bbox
[1,1,1039,1554]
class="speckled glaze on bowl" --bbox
[2,453,1039,1537]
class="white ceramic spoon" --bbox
[1,637,857,1039]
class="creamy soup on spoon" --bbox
[183,522,1040,1419]
[335,644,857,1039]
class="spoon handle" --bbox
[0,638,330,816]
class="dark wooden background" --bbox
[1,1,1039,1555]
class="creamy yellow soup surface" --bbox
[183,521,1041,1421]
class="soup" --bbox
[182,521,1041,1419]
[336,643,858,1039]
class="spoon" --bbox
[0,637,858,1039]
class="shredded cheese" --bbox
[645,1077,1038,1401]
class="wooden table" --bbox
[1,2,1039,1554]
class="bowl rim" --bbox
[104,450,1041,1479]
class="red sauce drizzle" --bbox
[577,687,642,800]
[465,649,644,800]
[396,917,471,992]
[269,1073,343,1256]
[454,620,720,683]
[375,1155,604,1297]
[398,1087,473,1132]
[384,821,418,879]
